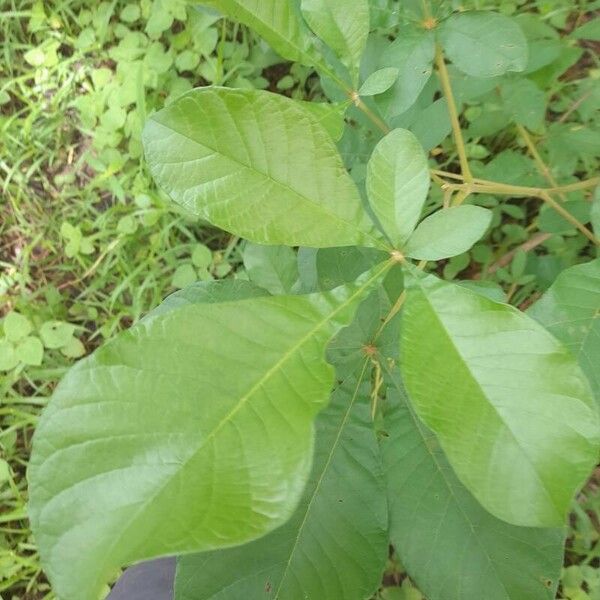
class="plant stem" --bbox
[516,124,566,201]
[539,191,600,245]
[434,44,473,184]
[354,96,391,134]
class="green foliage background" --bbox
[0,0,599,598]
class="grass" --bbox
[0,0,599,598]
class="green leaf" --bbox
[301,0,369,85]
[16,336,44,366]
[366,129,430,247]
[28,265,388,600]
[3,312,32,342]
[381,373,564,600]
[299,101,347,141]
[374,27,435,119]
[149,280,268,319]
[171,264,198,289]
[201,0,318,65]
[143,87,382,249]
[571,19,600,41]
[40,321,76,350]
[243,243,299,295]
[400,271,600,527]
[0,340,19,372]
[359,67,399,97]
[403,206,492,260]
[191,244,213,269]
[60,337,86,359]
[500,78,546,131]
[529,259,600,405]
[439,11,528,78]
[175,373,387,600]
[297,246,387,293]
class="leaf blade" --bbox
[381,370,564,600]
[143,87,383,249]
[301,0,370,85]
[366,129,430,247]
[400,271,600,527]
[201,0,318,65]
[403,205,492,260]
[440,11,528,78]
[175,370,388,600]
[529,259,600,405]
[28,265,389,600]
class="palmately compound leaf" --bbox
[28,264,389,600]
[301,0,370,86]
[366,129,430,247]
[200,0,318,66]
[175,371,388,600]
[382,371,565,600]
[403,205,492,260]
[400,270,600,528]
[143,87,384,249]
[439,11,528,78]
[529,258,600,405]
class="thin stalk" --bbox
[434,44,473,183]
[539,191,600,245]
[516,124,566,201]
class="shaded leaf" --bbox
[439,11,528,78]
[375,27,435,119]
[501,78,546,130]
[243,243,299,295]
[175,372,387,600]
[381,370,564,600]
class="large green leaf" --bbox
[175,371,388,600]
[439,11,528,78]
[403,206,492,260]
[366,129,430,247]
[301,0,369,86]
[381,371,565,600]
[529,259,600,404]
[400,270,600,527]
[143,87,383,249]
[200,0,318,65]
[28,264,389,600]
